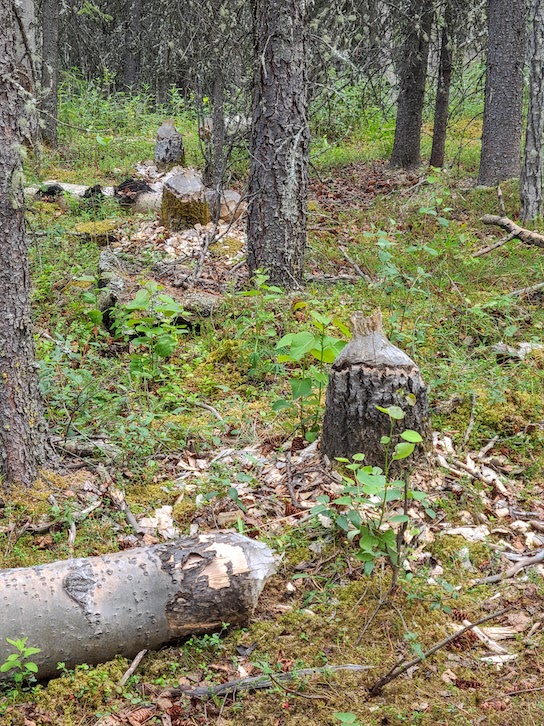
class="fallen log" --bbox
[0,533,276,680]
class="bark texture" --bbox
[0,0,52,485]
[40,0,59,146]
[322,311,430,470]
[247,0,309,288]
[478,0,525,185]
[389,0,434,170]
[123,0,143,88]
[0,533,276,680]
[520,0,544,221]
[429,5,453,169]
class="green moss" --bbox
[72,219,119,244]
[160,189,210,230]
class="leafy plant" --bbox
[312,405,433,577]
[273,304,347,441]
[0,638,41,686]
[334,713,361,726]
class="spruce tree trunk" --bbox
[478,0,525,186]
[389,0,434,170]
[322,311,430,471]
[0,0,52,485]
[429,5,453,169]
[520,0,544,222]
[247,0,309,288]
[123,0,143,88]
[40,0,59,146]
[203,72,226,192]
[0,533,276,680]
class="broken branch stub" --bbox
[0,533,275,680]
[321,311,430,470]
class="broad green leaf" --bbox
[400,430,422,443]
[155,335,177,357]
[376,405,405,420]
[290,377,313,400]
[389,514,410,523]
[288,332,318,360]
[392,442,415,460]
[23,648,41,657]
[276,333,294,349]
[24,662,38,673]
[272,399,293,412]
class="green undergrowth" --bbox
[2,85,544,723]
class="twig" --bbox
[338,247,373,283]
[479,214,544,249]
[477,435,499,460]
[98,464,144,536]
[162,664,373,699]
[355,589,394,646]
[67,521,77,553]
[118,649,147,687]
[472,230,517,257]
[367,607,512,697]
[497,184,506,216]
[475,548,544,585]
[268,672,329,700]
[462,393,477,448]
[508,281,544,298]
[192,400,224,422]
[284,451,304,510]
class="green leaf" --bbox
[410,490,428,501]
[272,399,293,412]
[0,662,16,672]
[276,333,294,349]
[376,405,405,420]
[154,335,177,358]
[334,714,360,725]
[23,648,41,657]
[336,515,349,532]
[332,496,353,506]
[400,430,422,443]
[392,442,415,460]
[86,309,103,325]
[24,662,38,673]
[352,453,365,462]
[124,289,151,310]
[290,377,313,400]
[389,514,410,523]
[380,435,391,444]
[288,332,317,360]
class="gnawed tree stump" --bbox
[322,311,430,471]
[160,168,210,230]
[0,533,275,680]
[154,119,186,170]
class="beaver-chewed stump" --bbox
[160,168,210,230]
[322,310,430,471]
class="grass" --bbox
[1,80,544,723]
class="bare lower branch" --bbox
[480,214,544,249]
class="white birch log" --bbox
[0,533,276,680]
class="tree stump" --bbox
[154,119,186,170]
[0,533,276,680]
[160,168,210,230]
[321,311,430,471]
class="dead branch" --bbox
[508,281,544,298]
[479,215,544,249]
[163,664,373,699]
[475,548,544,585]
[367,607,512,697]
[472,231,517,257]
[118,649,147,687]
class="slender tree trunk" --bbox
[40,0,59,146]
[123,0,143,88]
[429,4,453,169]
[478,0,525,185]
[203,72,226,191]
[0,0,52,485]
[247,0,309,288]
[389,0,434,170]
[520,0,544,222]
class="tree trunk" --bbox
[520,0,544,222]
[247,0,309,288]
[0,533,276,680]
[429,4,453,169]
[389,0,434,170]
[322,311,430,471]
[203,73,226,193]
[40,0,59,146]
[123,0,143,88]
[478,0,525,185]
[0,0,53,486]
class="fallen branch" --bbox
[472,231,517,257]
[475,548,544,585]
[508,281,544,298]
[479,215,544,249]
[163,664,373,699]
[118,649,147,687]
[367,607,512,697]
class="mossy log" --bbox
[322,310,430,470]
[160,169,210,230]
[0,533,275,680]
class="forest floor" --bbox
[1,93,544,725]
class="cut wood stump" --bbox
[322,310,430,471]
[0,533,276,680]
[154,119,186,170]
[160,168,210,230]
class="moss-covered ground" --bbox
[1,81,544,724]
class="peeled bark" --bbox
[0,533,276,680]
[389,0,434,170]
[322,311,430,471]
[429,5,453,169]
[478,0,525,185]
[520,0,544,222]
[0,0,53,485]
[247,0,309,288]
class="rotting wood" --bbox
[322,310,430,470]
[0,533,275,680]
